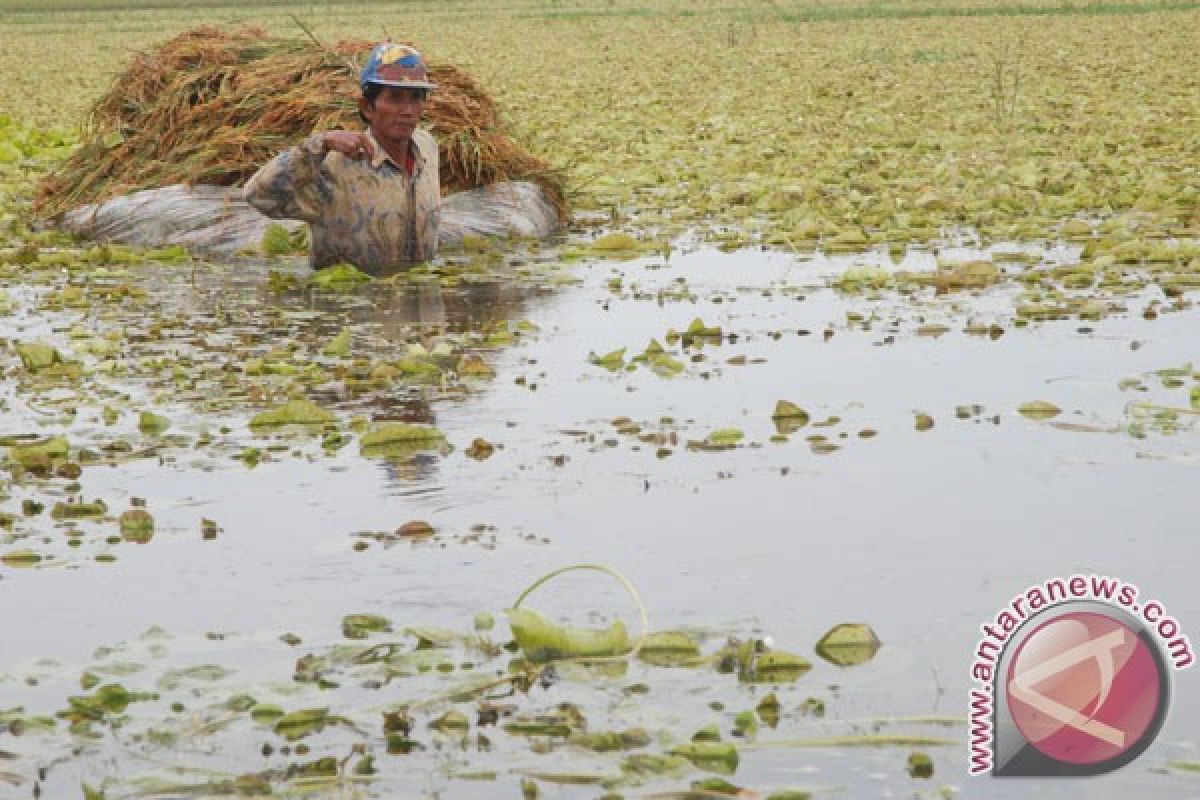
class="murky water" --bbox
[1,240,1198,798]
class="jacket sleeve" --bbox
[242,134,329,223]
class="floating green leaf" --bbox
[138,411,169,435]
[815,623,882,667]
[1018,400,1062,420]
[506,607,631,663]
[249,399,336,428]
[670,741,740,774]
[342,613,392,640]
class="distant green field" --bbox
[0,0,1195,15]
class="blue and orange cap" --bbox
[360,43,437,93]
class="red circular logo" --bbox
[1006,611,1163,766]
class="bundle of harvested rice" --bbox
[35,26,565,219]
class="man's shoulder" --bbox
[413,128,438,154]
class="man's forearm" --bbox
[242,134,328,222]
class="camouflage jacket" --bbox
[243,129,439,273]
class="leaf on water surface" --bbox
[51,499,107,519]
[359,423,445,450]
[342,614,393,640]
[8,436,69,469]
[119,509,154,543]
[321,328,351,358]
[588,347,626,371]
[669,742,740,775]
[273,707,330,740]
[248,399,337,428]
[309,264,372,289]
[814,623,882,667]
[704,428,744,448]
[138,411,169,435]
[907,751,934,779]
[250,703,284,724]
[261,223,293,257]
[15,342,63,371]
[591,233,642,254]
[61,683,157,722]
[1018,400,1062,420]
[507,607,631,663]
[570,727,652,752]
[914,413,934,431]
[430,709,470,734]
[638,631,702,667]
[1,549,41,567]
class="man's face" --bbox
[360,86,427,146]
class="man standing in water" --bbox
[244,43,439,274]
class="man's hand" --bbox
[321,131,374,161]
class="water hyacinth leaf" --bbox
[914,413,934,431]
[250,703,284,724]
[119,509,154,543]
[342,614,392,640]
[692,724,721,742]
[359,423,445,452]
[588,348,626,371]
[51,499,107,519]
[430,710,469,734]
[138,411,169,435]
[1018,400,1062,420]
[570,727,651,752]
[638,630,702,667]
[815,623,882,667]
[506,607,631,663]
[273,707,330,740]
[261,223,293,256]
[693,777,745,795]
[772,400,810,434]
[907,751,934,778]
[590,233,642,254]
[248,399,336,428]
[734,710,758,737]
[309,264,371,289]
[705,428,744,448]
[62,683,157,721]
[321,328,351,358]
[669,741,740,774]
[9,436,69,469]
[1,549,42,567]
[619,753,691,780]
[15,342,63,371]
[745,649,812,684]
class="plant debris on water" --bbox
[0,0,1197,797]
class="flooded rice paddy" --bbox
[2,232,1199,799]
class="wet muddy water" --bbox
[2,240,1198,798]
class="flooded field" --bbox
[2,0,1199,796]
[2,230,1199,798]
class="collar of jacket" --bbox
[365,128,427,174]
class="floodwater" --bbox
[1,238,1198,798]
